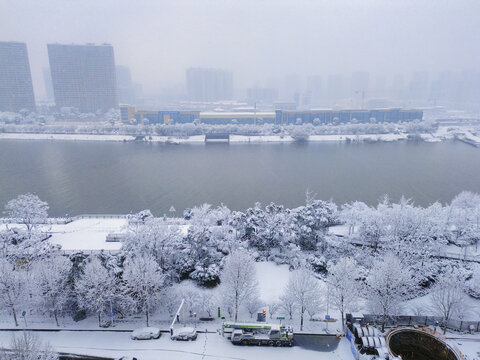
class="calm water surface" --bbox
[1,140,479,217]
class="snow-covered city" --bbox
[1,1,480,359]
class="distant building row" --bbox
[121,105,423,125]
[0,41,120,113]
[0,41,237,113]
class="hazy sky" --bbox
[2,0,480,98]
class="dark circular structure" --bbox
[387,328,462,360]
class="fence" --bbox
[345,238,480,263]
[361,314,480,333]
[60,249,122,256]
[0,217,73,225]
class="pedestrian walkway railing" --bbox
[361,314,480,333]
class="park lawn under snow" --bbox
[47,218,127,251]
[45,218,191,252]
[255,262,291,303]
[1,217,189,252]
[0,330,353,360]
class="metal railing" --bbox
[361,314,480,333]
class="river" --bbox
[1,140,480,217]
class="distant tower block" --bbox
[48,43,118,113]
[0,42,36,112]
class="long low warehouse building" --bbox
[120,106,423,125]
[275,109,423,125]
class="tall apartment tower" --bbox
[186,68,233,102]
[47,43,118,113]
[116,65,136,105]
[0,42,36,112]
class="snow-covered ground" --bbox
[256,262,290,303]
[46,218,127,251]
[447,336,480,359]
[1,217,191,252]
[0,330,353,360]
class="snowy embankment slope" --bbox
[0,330,353,360]
[1,128,470,144]
[0,133,136,141]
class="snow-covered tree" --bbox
[220,250,259,321]
[365,253,414,331]
[340,201,370,235]
[161,287,181,317]
[0,259,27,326]
[197,289,217,318]
[430,270,469,334]
[283,267,322,331]
[122,254,166,326]
[245,297,264,319]
[123,216,182,272]
[75,257,117,326]
[178,224,223,284]
[31,256,72,326]
[358,204,386,252]
[185,203,218,227]
[448,191,480,249]
[279,290,296,320]
[1,194,57,264]
[239,203,293,256]
[328,257,359,331]
[0,227,58,265]
[291,196,337,251]
[4,193,49,235]
[2,332,57,360]
[189,263,221,286]
[267,301,280,319]
[175,283,200,318]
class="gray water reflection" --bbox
[1,140,480,216]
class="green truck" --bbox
[221,322,294,347]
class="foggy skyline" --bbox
[2,0,479,99]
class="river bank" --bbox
[0,125,478,146]
[0,131,434,144]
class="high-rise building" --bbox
[186,68,233,102]
[47,43,118,112]
[327,74,346,105]
[408,71,429,101]
[283,73,302,102]
[43,68,54,101]
[246,87,278,104]
[351,72,370,108]
[116,65,136,104]
[351,72,369,93]
[306,75,323,106]
[0,41,36,112]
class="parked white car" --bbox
[131,327,161,340]
[171,327,197,341]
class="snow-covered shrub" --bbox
[465,266,480,299]
[173,252,196,280]
[308,254,328,274]
[289,126,309,141]
[189,264,220,287]
[2,332,58,360]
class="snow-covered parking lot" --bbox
[0,331,353,360]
